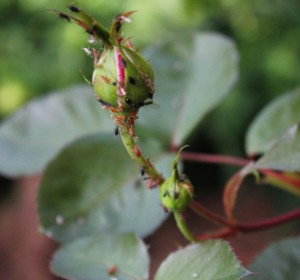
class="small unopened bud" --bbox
[160,146,194,212]
[160,175,193,212]
[52,8,155,114]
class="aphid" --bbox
[125,98,132,105]
[146,179,157,189]
[173,192,179,199]
[92,24,104,38]
[107,265,117,275]
[140,167,145,177]
[121,58,127,67]
[129,126,135,138]
[114,126,119,136]
[68,5,80,13]
[58,12,70,22]
[128,76,136,85]
[97,98,111,107]
[115,21,122,33]
[163,190,168,197]
[140,99,160,109]
[134,145,141,158]
[101,75,111,84]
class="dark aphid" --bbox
[125,98,132,105]
[163,190,168,197]
[68,5,80,13]
[140,167,145,177]
[58,12,71,22]
[92,24,103,37]
[115,21,122,33]
[85,28,94,35]
[97,98,111,107]
[125,98,140,109]
[173,192,179,199]
[114,126,119,136]
[128,76,136,85]
[121,58,127,68]
[112,81,117,86]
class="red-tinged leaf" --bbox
[262,170,300,197]
[223,163,255,220]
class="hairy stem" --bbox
[118,120,164,185]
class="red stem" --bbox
[190,200,300,238]
[181,152,251,167]
[237,208,300,232]
[190,200,233,227]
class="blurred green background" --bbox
[0,0,300,188]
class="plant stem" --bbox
[118,121,164,185]
[174,212,197,242]
[181,152,251,167]
[237,208,300,232]
[190,200,234,227]
[190,200,300,239]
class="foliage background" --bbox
[0,0,300,279]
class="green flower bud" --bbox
[160,146,194,212]
[160,176,193,212]
[92,45,154,111]
[52,6,154,113]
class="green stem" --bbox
[119,125,164,185]
[174,212,197,242]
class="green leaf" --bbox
[51,233,149,280]
[154,240,251,280]
[0,85,112,177]
[38,133,173,243]
[249,237,300,280]
[142,32,239,146]
[255,123,300,171]
[246,87,300,155]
